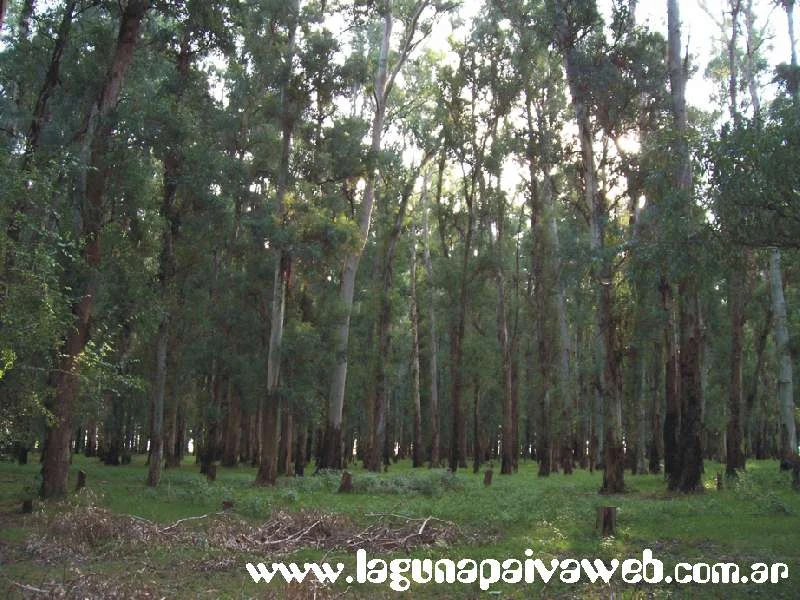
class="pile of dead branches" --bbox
[207,510,464,555]
[25,500,469,566]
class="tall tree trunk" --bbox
[410,228,424,468]
[278,409,293,475]
[294,421,308,476]
[727,264,747,475]
[322,5,392,469]
[555,2,623,492]
[147,316,168,486]
[668,0,704,492]
[661,277,679,477]
[492,179,515,475]
[649,341,663,473]
[771,0,798,460]
[257,0,299,484]
[448,176,474,473]
[147,33,189,488]
[364,173,418,471]
[725,0,747,477]
[771,250,797,458]
[222,385,241,467]
[423,169,441,467]
[40,0,149,499]
[321,0,436,469]
[163,388,179,468]
[526,92,571,477]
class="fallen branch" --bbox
[7,579,49,594]
[262,519,322,546]
[159,511,226,534]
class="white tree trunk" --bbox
[770,249,796,457]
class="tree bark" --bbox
[771,249,797,458]
[222,385,241,467]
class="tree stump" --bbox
[75,470,87,491]
[222,500,234,511]
[716,472,723,490]
[21,499,33,514]
[596,506,617,537]
[206,464,217,482]
[483,469,493,486]
[338,471,353,493]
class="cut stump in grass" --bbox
[21,499,33,514]
[596,506,617,537]
[483,469,493,486]
[339,471,353,493]
[206,464,217,482]
[76,470,87,491]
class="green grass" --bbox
[0,455,798,598]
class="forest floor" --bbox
[0,455,798,599]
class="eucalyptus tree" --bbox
[772,0,797,460]
[36,0,151,499]
[550,0,626,492]
[145,0,233,487]
[666,0,705,493]
[319,0,455,470]
[257,0,301,486]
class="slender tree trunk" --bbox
[555,2,623,492]
[724,0,747,477]
[40,0,149,499]
[257,0,299,484]
[365,174,418,471]
[727,265,746,475]
[661,277,679,477]
[278,409,293,475]
[667,0,704,493]
[163,389,179,468]
[649,342,663,473]
[772,0,798,459]
[449,177,474,473]
[147,316,168,486]
[410,229,424,468]
[423,170,441,467]
[222,386,241,467]
[771,250,797,458]
[322,5,392,469]
[147,33,190,488]
[294,422,308,476]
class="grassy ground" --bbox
[0,455,798,598]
